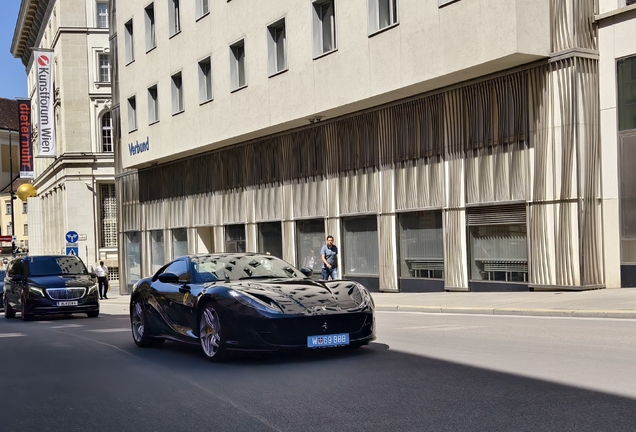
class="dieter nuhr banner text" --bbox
[17,99,33,178]
[34,50,56,157]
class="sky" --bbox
[0,1,27,99]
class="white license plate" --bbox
[307,333,350,348]
[57,301,78,306]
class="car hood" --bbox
[222,278,366,314]
[28,275,95,289]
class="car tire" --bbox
[4,297,16,318]
[87,311,99,318]
[199,304,226,361]
[131,299,159,348]
[21,298,34,321]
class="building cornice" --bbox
[33,153,115,190]
[595,4,636,21]
[11,0,53,66]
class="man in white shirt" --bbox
[95,261,109,300]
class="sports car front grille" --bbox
[46,288,86,300]
[256,313,370,346]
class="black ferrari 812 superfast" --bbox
[129,253,375,360]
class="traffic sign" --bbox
[65,231,79,243]
[66,247,79,256]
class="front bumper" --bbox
[24,291,99,316]
[223,310,376,351]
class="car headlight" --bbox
[28,286,45,297]
[229,290,283,314]
[88,284,98,294]
[351,283,373,309]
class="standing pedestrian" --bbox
[320,235,338,280]
[95,260,109,299]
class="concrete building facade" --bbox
[11,0,118,280]
[111,0,632,293]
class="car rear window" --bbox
[27,256,89,277]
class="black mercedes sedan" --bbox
[130,253,375,360]
[3,255,99,320]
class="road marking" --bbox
[50,324,83,328]
[0,333,26,338]
[87,328,130,333]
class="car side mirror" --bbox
[299,267,313,277]
[158,272,180,283]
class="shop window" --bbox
[618,56,636,132]
[172,228,188,259]
[296,219,325,278]
[258,222,283,258]
[125,232,141,292]
[225,224,246,253]
[398,211,443,279]
[342,216,378,276]
[151,230,165,273]
[469,225,527,282]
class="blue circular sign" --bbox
[65,231,79,243]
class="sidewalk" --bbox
[372,289,636,319]
[99,289,636,319]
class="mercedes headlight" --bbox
[88,284,98,294]
[28,286,45,297]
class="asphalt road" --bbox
[0,310,634,432]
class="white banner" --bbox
[34,50,56,158]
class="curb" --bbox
[375,305,636,319]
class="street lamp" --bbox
[1,124,17,257]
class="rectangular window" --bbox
[198,57,213,103]
[5,202,11,215]
[172,228,188,259]
[267,19,287,76]
[312,0,336,57]
[124,20,134,63]
[127,96,137,132]
[196,0,209,18]
[258,222,283,258]
[7,224,13,236]
[367,0,398,35]
[151,230,165,273]
[169,0,181,37]
[225,224,246,253]
[618,56,636,132]
[342,216,379,276]
[98,53,111,82]
[100,184,117,248]
[148,85,159,123]
[23,224,28,236]
[22,202,27,214]
[126,232,141,292]
[97,1,109,28]
[296,219,325,279]
[398,211,444,279]
[145,3,156,51]
[230,40,247,91]
[469,225,528,282]
[171,72,184,114]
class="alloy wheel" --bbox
[199,306,223,359]
[131,302,145,342]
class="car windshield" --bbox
[27,256,89,277]
[191,254,304,283]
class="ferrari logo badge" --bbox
[322,322,328,332]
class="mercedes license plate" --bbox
[57,301,78,306]
[307,333,350,348]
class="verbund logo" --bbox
[37,55,50,67]
[128,137,150,156]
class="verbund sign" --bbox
[128,137,149,156]
[17,99,33,178]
